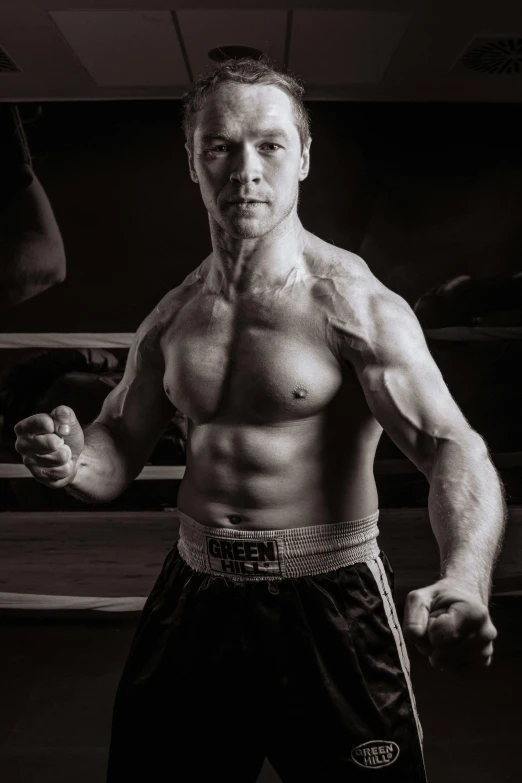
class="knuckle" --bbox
[488,623,498,641]
[478,622,496,642]
[405,590,423,611]
[14,417,30,434]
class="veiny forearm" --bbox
[427,434,506,602]
[65,423,138,504]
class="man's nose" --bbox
[230,146,261,184]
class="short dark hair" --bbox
[182,58,311,150]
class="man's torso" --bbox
[157,234,384,529]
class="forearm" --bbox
[427,434,506,602]
[66,423,138,504]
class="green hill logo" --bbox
[206,536,282,576]
[351,740,400,769]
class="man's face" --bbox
[187,83,310,239]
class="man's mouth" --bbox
[228,200,266,205]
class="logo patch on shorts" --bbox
[206,536,282,577]
[351,740,400,769]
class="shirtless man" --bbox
[14,60,504,782]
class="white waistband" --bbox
[176,510,380,581]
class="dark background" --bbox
[2,100,522,332]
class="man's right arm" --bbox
[15,303,177,503]
[67,309,176,502]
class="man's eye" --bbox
[205,145,228,155]
[260,143,281,151]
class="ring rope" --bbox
[2,454,522,480]
[0,587,517,612]
[0,333,134,348]
[0,464,185,479]
[0,592,146,612]
[1,326,522,349]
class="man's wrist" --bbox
[63,461,91,501]
[438,570,490,604]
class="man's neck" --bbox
[205,211,307,297]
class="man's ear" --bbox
[185,143,199,184]
[299,138,311,182]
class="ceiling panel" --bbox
[0,3,521,102]
[178,9,288,78]
[49,10,189,87]
[290,10,411,85]
[0,23,86,75]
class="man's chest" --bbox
[162,293,343,424]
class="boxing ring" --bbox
[1,329,522,615]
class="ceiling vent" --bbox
[0,45,22,73]
[457,37,522,75]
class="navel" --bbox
[228,514,243,525]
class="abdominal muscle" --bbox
[176,414,381,530]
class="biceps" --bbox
[96,372,175,462]
[360,359,470,471]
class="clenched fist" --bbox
[14,405,85,489]
[403,577,497,672]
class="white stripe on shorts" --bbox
[367,556,424,747]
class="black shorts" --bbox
[106,546,427,782]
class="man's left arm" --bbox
[342,289,506,670]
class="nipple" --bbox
[293,387,308,400]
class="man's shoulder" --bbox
[306,234,367,276]
[152,264,205,319]
[307,240,419,359]
[306,236,400,314]
[135,264,205,347]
